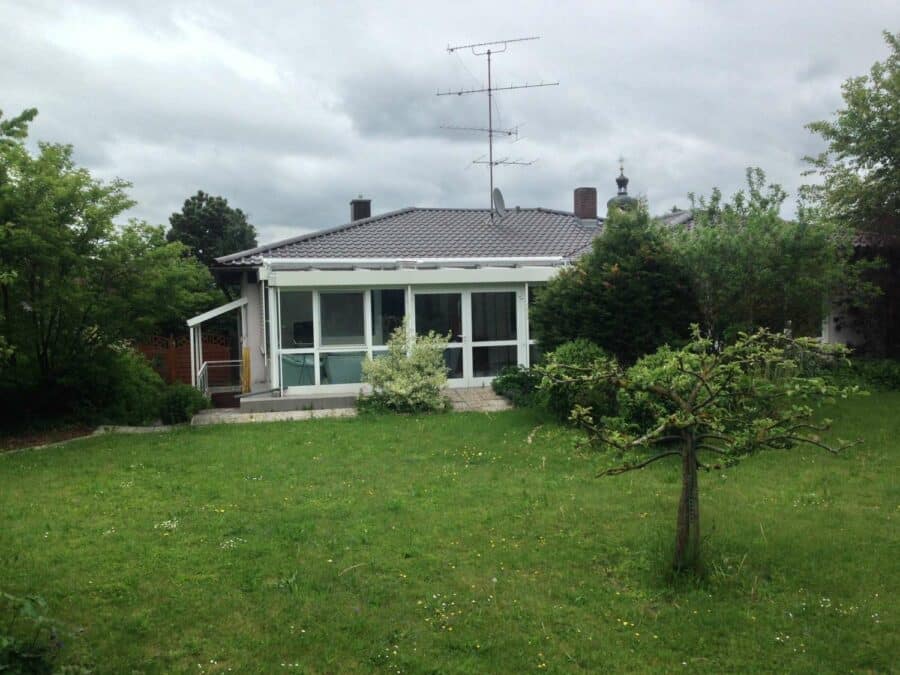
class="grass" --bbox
[1,395,898,673]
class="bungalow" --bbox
[188,179,635,411]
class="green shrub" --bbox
[68,346,165,426]
[832,357,900,390]
[538,339,618,423]
[360,319,451,414]
[491,366,541,406]
[159,383,210,424]
[530,207,699,364]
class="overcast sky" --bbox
[2,1,896,243]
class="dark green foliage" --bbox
[670,169,872,340]
[803,31,900,235]
[491,365,541,407]
[167,191,258,269]
[827,357,900,390]
[72,348,165,426]
[539,339,618,423]
[0,108,216,429]
[530,206,699,363]
[159,383,210,424]
[0,592,86,674]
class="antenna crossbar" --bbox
[441,125,518,137]
[437,81,559,96]
[447,36,539,53]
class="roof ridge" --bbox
[215,206,418,263]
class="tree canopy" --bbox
[668,168,872,340]
[530,205,699,363]
[803,31,900,234]
[0,108,218,423]
[167,191,258,268]
[540,327,860,571]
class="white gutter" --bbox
[261,256,566,268]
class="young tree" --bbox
[531,205,699,363]
[803,31,899,235]
[167,191,258,269]
[541,328,860,571]
[668,169,871,339]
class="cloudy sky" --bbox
[2,1,895,243]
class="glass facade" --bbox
[279,291,314,348]
[320,292,365,346]
[371,289,405,345]
[472,292,516,341]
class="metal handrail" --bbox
[196,360,243,397]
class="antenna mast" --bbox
[438,36,558,218]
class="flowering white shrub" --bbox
[361,318,450,413]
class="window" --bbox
[371,289,405,345]
[281,353,316,386]
[415,293,462,342]
[472,292,517,341]
[279,291,313,348]
[473,345,518,377]
[320,292,365,346]
[320,351,366,384]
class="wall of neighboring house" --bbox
[240,273,269,393]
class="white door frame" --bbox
[413,284,526,388]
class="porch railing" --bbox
[196,360,243,398]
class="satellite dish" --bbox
[492,187,507,217]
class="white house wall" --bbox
[240,274,269,393]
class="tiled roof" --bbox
[215,207,602,266]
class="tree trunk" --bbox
[673,440,700,571]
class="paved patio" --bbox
[192,386,510,426]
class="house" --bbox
[187,180,627,411]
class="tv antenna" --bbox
[438,36,558,219]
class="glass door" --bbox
[469,290,519,383]
[414,292,465,381]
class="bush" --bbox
[159,383,210,424]
[829,357,900,390]
[538,339,618,423]
[491,366,542,407]
[68,346,165,426]
[360,319,451,413]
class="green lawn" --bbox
[1,396,898,673]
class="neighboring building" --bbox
[189,182,626,410]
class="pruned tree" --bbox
[540,327,861,571]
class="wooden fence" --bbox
[137,333,232,385]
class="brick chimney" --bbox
[350,196,371,222]
[573,187,597,221]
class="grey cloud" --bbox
[1,0,896,245]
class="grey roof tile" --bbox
[216,207,602,266]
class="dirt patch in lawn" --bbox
[0,426,95,453]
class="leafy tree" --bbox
[0,107,37,146]
[167,191,258,270]
[669,168,873,339]
[98,222,220,339]
[0,112,218,423]
[540,327,860,571]
[531,205,699,363]
[802,31,899,234]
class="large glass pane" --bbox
[279,291,313,348]
[320,292,365,346]
[473,345,518,377]
[281,353,316,387]
[415,293,462,342]
[371,289,406,345]
[472,292,517,342]
[443,347,463,379]
[320,351,366,384]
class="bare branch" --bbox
[697,444,731,457]
[597,450,681,477]
[763,435,861,455]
